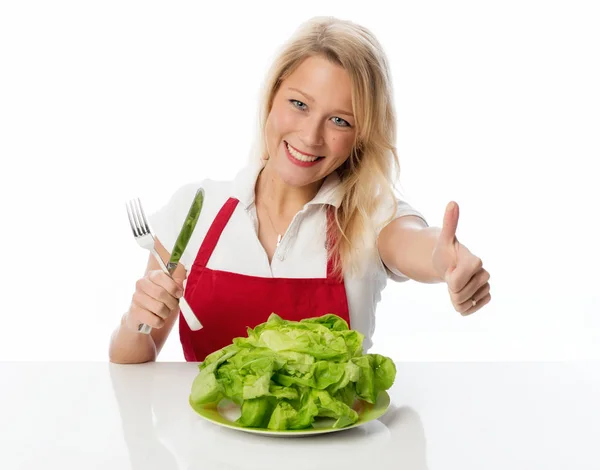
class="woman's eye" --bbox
[289,99,351,128]
[332,117,351,128]
[290,99,307,110]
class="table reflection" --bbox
[109,363,428,470]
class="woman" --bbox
[109,17,491,364]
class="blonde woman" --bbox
[109,16,491,364]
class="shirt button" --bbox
[276,252,285,261]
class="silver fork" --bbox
[125,198,202,334]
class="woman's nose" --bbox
[299,118,325,148]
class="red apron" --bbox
[179,197,351,362]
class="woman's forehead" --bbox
[282,56,353,111]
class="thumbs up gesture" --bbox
[432,202,491,315]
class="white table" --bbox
[1,362,598,470]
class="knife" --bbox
[168,187,205,331]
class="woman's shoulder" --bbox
[166,160,263,214]
[165,177,235,211]
[148,176,237,248]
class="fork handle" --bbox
[137,250,203,334]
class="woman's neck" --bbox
[255,161,323,216]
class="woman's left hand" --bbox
[431,201,491,316]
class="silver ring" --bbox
[471,298,477,307]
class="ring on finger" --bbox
[470,283,491,308]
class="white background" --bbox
[1,1,598,362]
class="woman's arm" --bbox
[378,203,491,315]
[108,239,185,363]
[377,215,445,284]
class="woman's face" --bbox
[264,55,356,188]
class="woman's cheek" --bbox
[272,107,297,134]
[330,133,354,158]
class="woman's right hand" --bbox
[124,270,186,332]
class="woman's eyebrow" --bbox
[287,87,354,118]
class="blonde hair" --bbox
[255,16,400,278]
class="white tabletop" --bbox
[1,361,599,470]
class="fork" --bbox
[125,198,203,334]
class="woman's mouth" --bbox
[284,141,324,168]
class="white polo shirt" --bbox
[148,159,428,351]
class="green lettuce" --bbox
[189,313,396,430]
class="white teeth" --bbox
[286,143,319,162]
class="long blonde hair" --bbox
[255,16,400,278]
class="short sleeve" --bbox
[374,196,429,282]
[147,183,203,270]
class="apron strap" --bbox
[195,197,239,268]
[326,206,342,281]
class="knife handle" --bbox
[137,250,203,334]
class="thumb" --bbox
[439,201,459,246]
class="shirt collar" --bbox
[232,158,344,209]
[231,158,264,209]
[306,171,343,208]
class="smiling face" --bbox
[264,55,357,188]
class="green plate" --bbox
[189,391,391,437]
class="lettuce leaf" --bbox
[189,313,396,430]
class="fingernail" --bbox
[176,290,183,298]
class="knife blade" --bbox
[168,187,205,274]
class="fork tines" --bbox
[126,198,152,238]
